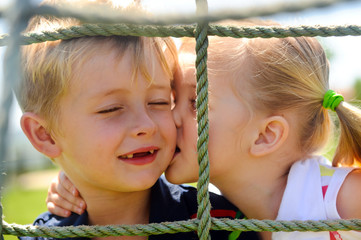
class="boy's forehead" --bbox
[70,46,171,89]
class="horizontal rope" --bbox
[0,24,360,47]
[3,218,361,238]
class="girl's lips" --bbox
[119,150,158,166]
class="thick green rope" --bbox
[4,219,361,238]
[195,0,211,239]
[1,24,361,46]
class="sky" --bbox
[1,0,361,134]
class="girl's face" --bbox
[165,52,255,185]
[165,54,199,184]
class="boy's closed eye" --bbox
[148,100,172,110]
[97,106,123,114]
[149,101,170,105]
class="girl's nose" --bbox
[172,105,182,128]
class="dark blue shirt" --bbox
[20,176,259,240]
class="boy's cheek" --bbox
[158,113,177,140]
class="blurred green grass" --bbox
[3,187,48,224]
[2,184,49,240]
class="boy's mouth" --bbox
[118,148,158,165]
[119,150,156,159]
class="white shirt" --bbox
[273,156,360,240]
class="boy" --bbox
[18,1,258,240]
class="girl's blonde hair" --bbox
[17,0,177,134]
[209,19,361,166]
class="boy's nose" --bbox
[131,112,157,137]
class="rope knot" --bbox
[322,89,344,111]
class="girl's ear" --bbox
[250,116,289,157]
[20,112,61,158]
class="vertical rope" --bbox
[0,0,33,238]
[195,0,211,240]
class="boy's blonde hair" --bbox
[209,20,361,166]
[17,0,177,133]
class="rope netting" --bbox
[1,0,361,239]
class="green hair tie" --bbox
[322,90,344,111]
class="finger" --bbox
[55,180,86,210]
[58,171,78,196]
[59,171,83,198]
[47,201,71,217]
[57,172,86,210]
[47,193,85,215]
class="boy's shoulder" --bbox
[151,176,239,220]
[18,212,89,240]
[19,177,259,240]
[151,176,260,240]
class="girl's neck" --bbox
[213,157,291,221]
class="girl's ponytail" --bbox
[333,101,361,167]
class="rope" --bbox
[3,220,199,238]
[4,219,361,238]
[1,24,361,46]
[195,0,212,239]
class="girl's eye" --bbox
[97,107,122,114]
[171,91,176,109]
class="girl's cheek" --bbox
[191,122,198,151]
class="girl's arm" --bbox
[337,169,361,219]
[47,171,86,217]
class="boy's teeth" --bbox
[120,150,155,159]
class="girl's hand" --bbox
[46,171,86,217]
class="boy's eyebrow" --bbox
[93,88,129,98]
[88,82,172,100]
[148,82,172,90]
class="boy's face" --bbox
[53,44,176,194]
[166,52,254,185]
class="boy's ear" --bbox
[20,112,61,158]
[250,116,289,157]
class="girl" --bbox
[170,27,361,240]
[47,21,361,240]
